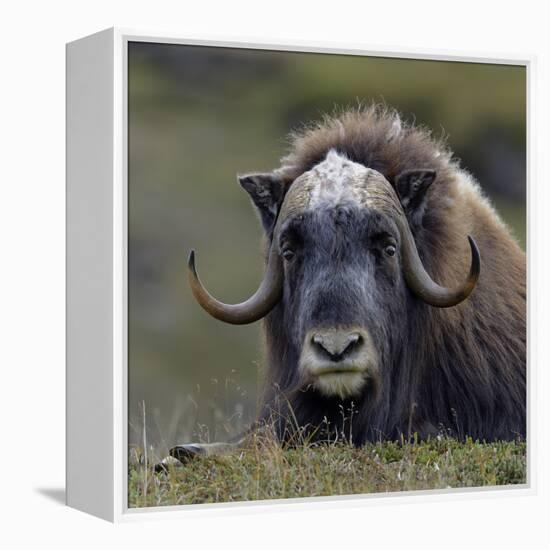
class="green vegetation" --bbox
[128,436,526,508]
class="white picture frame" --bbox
[66,27,535,522]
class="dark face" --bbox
[277,198,409,401]
[189,148,479,405]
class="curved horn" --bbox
[187,243,284,324]
[398,217,480,308]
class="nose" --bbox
[311,330,364,363]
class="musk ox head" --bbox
[188,150,480,401]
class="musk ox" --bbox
[169,105,526,463]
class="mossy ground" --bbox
[128,436,526,508]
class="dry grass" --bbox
[128,432,526,508]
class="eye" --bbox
[384,244,396,257]
[282,248,295,261]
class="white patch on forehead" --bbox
[276,150,400,226]
[308,149,371,209]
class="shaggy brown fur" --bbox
[260,105,526,442]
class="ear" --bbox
[395,169,436,225]
[239,172,285,233]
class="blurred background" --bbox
[128,42,526,453]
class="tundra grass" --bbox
[127,437,526,508]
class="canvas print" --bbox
[128,42,526,508]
